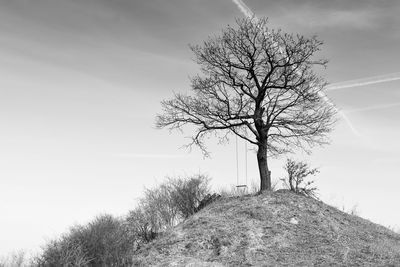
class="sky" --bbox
[1,0,399,257]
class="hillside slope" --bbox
[133,190,400,266]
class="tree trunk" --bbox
[257,143,271,191]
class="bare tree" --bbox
[156,18,336,191]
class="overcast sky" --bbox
[1,0,399,256]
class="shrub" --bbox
[33,214,135,267]
[34,174,211,266]
[125,174,211,249]
[0,250,26,267]
[281,159,319,198]
[134,174,210,228]
[33,238,91,267]
[126,207,158,244]
[141,183,179,230]
[168,174,210,218]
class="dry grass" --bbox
[133,190,400,266]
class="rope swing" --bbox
[235,135,248,193]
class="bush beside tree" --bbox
[281,159,319,198]
[33,174,211,266]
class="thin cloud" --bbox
[345,102,400,114]
[284,8,378,30]
[327,72,400,91]
[113,153,188,159]
[323,10,376,29]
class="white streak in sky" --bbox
[327,72,400,91]
[345,102,400,113]
[318,92,360,135]
[231,0,360,135]
[232,0,255,18]
[113,153,187,159]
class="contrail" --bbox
[231,0,360,135]
[345,102,400,113]
[232,0,255,18]
[113,153,187,159]
[318,92,360,135]
[327,72,400,91]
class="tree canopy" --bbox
[156,18,336,191]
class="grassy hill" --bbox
[132,190,400,266]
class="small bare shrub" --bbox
[281,159,319,198]
[137,174,210,225]
[141,183,179,230]
[349,204,359,216]
[34,214,135,267]
[0,250,26,267]
[336,203,360,216]
[126,174,210,247]
[168,174,210,218]
[126,208,158,244]
[74,214,134,266]
[33,238,91,267]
